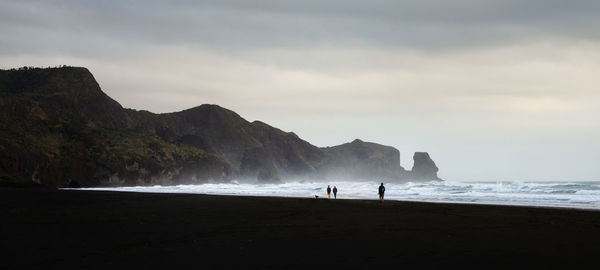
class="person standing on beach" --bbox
[333,186,338,199]
[378,183,386,202]
[327,185,332,199]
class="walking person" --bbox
[327,185,332,199]
[333,186,338,199]
[378,183,385,202]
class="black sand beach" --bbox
[2,187,600,269]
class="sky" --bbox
[1,0,599,181]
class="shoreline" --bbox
[64,187,600,212]
[3,187,600,268]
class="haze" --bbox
[2,0,599,181]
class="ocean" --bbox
[72,180,600,210]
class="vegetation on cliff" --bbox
[0,66,439,187]
[0,67,230,187]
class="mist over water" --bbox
[73,181,600,210]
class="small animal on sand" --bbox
[314,195,319,199]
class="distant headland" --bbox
[0,66,440,187]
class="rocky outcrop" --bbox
[320,139,408,181]
[411,152,440,180]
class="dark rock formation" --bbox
[126,106,325,181]
[0,66,441,187]
[411,152,440,180]
[0,67,230,187]
[320,139,408,181]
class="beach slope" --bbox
[2,188,599,268]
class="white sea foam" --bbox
[71,180,600,210]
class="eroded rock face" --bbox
[411,152,439,180]
[320,139,407,181]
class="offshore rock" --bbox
[411,152,440,180]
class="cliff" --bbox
[0,67,230,187]
[126,106,325,181]
[0,67,440,187]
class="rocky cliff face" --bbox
[411,152,440,180]
[0,67,230,187]
[0,67,441,187]
[320,139,407,181]
[126,106,325,181]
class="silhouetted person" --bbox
[333,186,338,199]
[327,185,331,199]
[378,183,385,202]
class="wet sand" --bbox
[2,187,600,268]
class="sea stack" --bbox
[411,152,440,180]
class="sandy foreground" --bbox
[2,187,600,269]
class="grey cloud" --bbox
[2,0,600,57]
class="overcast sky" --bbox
[2,0,600,181]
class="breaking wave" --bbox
[72,180,600,210]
